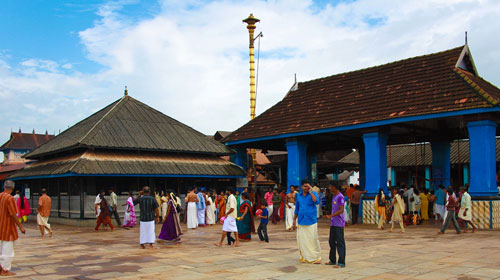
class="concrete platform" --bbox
[5,219,500,279]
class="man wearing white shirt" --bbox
[214,188,240,247]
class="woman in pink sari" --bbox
[16,191,31,223]
[122,192,136,227]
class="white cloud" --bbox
[1,0,500,153]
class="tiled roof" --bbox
[225,46,500,142]
[0,132,54,150]
[26,95,234,159]
[338,139,500,167]
[10,150,245,179]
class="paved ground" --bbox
[5,219,500,279]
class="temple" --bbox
[224,45,500,229]
[9,94,245,223]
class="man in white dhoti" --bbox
[458,186,477,233]
[133,186,159,249]
[37,188,53,238]
[215,188,240,247]
[293,180,321,264]
[206,191,216,225]
[285,187,296,231]
[197,188,207,226]
[185,187,199,229]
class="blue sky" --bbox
[1,0,500,162]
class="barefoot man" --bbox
[0,180,26,276]
[37,188,53,238]
[215,188,239,247]
[134,186,159,249]
[185,187,199,229]
[293,180,321,264]
[285,187,296,231]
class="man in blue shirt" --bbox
[435,184,446,221]
[293,179,321,264]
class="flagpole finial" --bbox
[465,31,468,45]
[124,86,128,96]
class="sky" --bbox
[1,0,500,161]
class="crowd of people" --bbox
[1,177,484,276]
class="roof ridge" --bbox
[454,68,500,106]
[78,96,127,144]
[298,45,465,86]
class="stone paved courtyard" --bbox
[5,219,500,279]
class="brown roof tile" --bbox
[225,46,500,142]
[0,133,54,150]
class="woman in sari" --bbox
[122,192,136,228]
[95,195,114,231]
[16,191,31,223]
[419,188,429,220]
[158,192,183,243]
[217,191,226,222]
[374,188,386,230]
[236,193,255,241]
[390,189,405,233]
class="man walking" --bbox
[293,180,321,264]
[458,185,477,233]
[439,188,461,235]
[37,188,53,238]
[108,188,121,227]
[215,188,239,247]
[185,187,199,229]
[0,180,26,276]
[324,182,346,268]
[134,186,160,248]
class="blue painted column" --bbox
[231,147,247,171]
[358,146,366,190]
[425,167,431,190]
[468,120,498,197]
[431,141,451,190]
[362,132,388,196]
[286,139,308,193]
[463,164,469,185]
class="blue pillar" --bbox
[463,164,469,185]
[425,167,431,190]
[390,168,396,187]
[468,120,498,197]
[286,139,308,193]
[431,141,451,190]
[231,147,247,171]
[358,147,366,190]
[362,132,388,196]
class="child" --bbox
[257,201,269,242]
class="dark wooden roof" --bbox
[225,45,500,143]
[0,132,54,151]
[10,150,244,178]
[26,95,234,159]
[339,139,500,167]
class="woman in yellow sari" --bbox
[419,188,429,220]
[374,188,386,230]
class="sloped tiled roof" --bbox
[339,139,500,167]
[0,132,54,150]
[225,45,500,142]
[10,150,244,179]
[26,95,234,159]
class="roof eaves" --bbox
[454,68,500,106]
